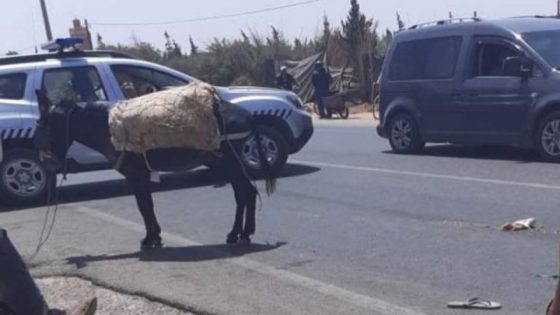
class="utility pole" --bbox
[39,0,53,40]
[557,0,560,17]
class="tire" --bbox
[388,112,425,154]
[536,111,560,162]
[240,125,288,176]
[0,149,54,206]
[338,107,349,119]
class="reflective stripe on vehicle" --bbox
[253,108,293,119]
[1,128,34,140]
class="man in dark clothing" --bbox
[276,66,298,91]
[311,61,332,118]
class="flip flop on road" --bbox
[447,297,502,310]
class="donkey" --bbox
[33,89,276,249]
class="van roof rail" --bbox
[409,17,481,30]
[510,15,557,19]
[0,50,134,66]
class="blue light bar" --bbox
[40,38,84,52]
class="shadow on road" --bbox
[0,163,320,212]
[384,144,541,163]
[66,242,287,268]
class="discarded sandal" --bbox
[447,297,501,310]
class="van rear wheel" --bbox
[537,111,560,162]
[388,113,424,154]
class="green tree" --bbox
[163,31,182,59]
[5,51,18,56]
[105,36,163,63]
[396,12,405,31]
[340,0,374,100]
[96,33,106,49]
[267,26,290,59]
[321,14,331,50]
[240,31,250,43]
[189,36,198,56]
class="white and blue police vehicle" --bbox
[0,38,313,205]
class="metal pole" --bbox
[558,0,560,17]
[39,0,53,40]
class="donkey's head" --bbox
[34,89,76,171]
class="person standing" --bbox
[311,61,332,119]
[276,66,298,91]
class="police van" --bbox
[0,38,313,205]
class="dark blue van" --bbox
[377,17,560,162]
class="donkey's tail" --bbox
[254,129,277,195]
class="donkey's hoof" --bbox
[226,234,239,244]
[239,235,251,244]
[141,237,163,250]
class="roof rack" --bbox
[409,17,481,30]
[0,50,134,66]
[510,15,557,19]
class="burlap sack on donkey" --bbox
[109,82,221,153]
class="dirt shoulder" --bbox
[36,277,193,315]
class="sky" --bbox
[3,0,558,55]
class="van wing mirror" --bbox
[503,56,533,77]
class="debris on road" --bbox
[501,217,536,231]
[447,297,502,310]
[536,273,560,279]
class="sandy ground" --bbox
[36,277,193,315]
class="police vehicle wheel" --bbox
[388,113,424,154]
[537,111,560,162]
[241,125,288,176]
[0,149,53,206]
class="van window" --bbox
[111,65,188,99]
[473,42,520,77]
[389,36,462,81]
[0,73,26,100]
[523,30,560,70]
[43,67,107,104]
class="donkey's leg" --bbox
[121,157,162,249]
[226,178,246,244]
[131,176,162,249]
[240,182,258,243]
[226,156,258,244]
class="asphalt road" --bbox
[2,116,560,315]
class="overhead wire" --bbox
[91,0,321,26]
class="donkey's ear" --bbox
[35,89,51,122]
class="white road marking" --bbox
[292,159,560,191]
[76,207,426,315]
